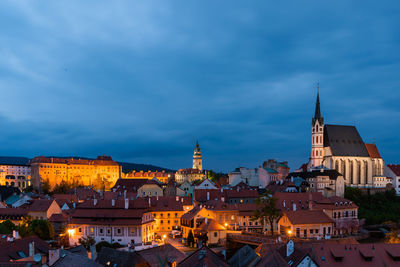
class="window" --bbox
[214,232,217,237]
[310,229,313,234]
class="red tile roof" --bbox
[28,199,56,212]
[30,156,119,165]
[52,194,78,203]
[0,236,50,262]
[365,143,382,158]
[111,178,151,192]
[178,246,229,267]
[284,210,334,225]
[137,244,186,266]
[387,165,400,176]
[311,242,400,266]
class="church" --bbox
[307,88,385,188]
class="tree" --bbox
[0,220,16,234]
[252,191,281,237]
[41,179,51,195]
[18,217,54,240]
[187,230,194,247]
[79,236,96,251]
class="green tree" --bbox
[252,191,281,237]
[18,217,54,240]
[79,236,96,251]
[0,220,16,234]
[187,230,194,247]
[41,179,51,195]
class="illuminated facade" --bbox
[30,156,121,190]
[0,164,31,190]
[122,170,171,184]
[176,141,205,184]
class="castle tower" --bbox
[193,140,203,170]
[309,85,324,168]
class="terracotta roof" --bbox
[365,143,382,158]
[111,178,150,192]
[181,206,202,221]
[225,189,259,199]
[125,170,169,178]
[194,189,223,202]
[148,196,191,212]
[312,242,400,266]
[274,192,325,211]
[284,210,334,225]
[178,246,229,267]
[69,188,99,201]
[96,247,148,267]
[387,165,400,176]
[0,236,50,262]
[0,208,28,217]
[137,244,186,267]
[52,194,78,203]
[197,219,226,231]
[77,198,148,209]
[49,212,70,223]
[30,156,119,165]
[28,199,56,212]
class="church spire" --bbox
[312,83,324,126]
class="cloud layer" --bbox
[0,1,399,171]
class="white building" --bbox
[228,167,271,187]
[0,161,31,190]
[68,198,155,247]
[194,178,217,190]
[386,165,400,194]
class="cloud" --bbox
[0,1,399,171]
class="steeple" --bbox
[312,84,324,126]
[193,140,202,170]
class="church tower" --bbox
[193,140,203,170]
[309,85,324,168]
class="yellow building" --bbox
[137,181,164,197]
[122,170,171,184]
[278,210,334,238]
[30,156,121,190]
[149,196,193,234]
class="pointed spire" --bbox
[194,139,201,153]
[312,83,324,126]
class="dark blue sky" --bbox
[0,1,399,172]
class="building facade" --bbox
[385,165,400,194]
[30,156,121,190]
[0,163,31,190]
[68,199,154,247]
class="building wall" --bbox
[279,215,333,238]
[137,184,163,197]
[31,160,120,190]
[0,165,31,190]
[152,210,184,233]
[385,166,400,195]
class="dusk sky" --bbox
[0,1,399,172]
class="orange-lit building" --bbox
[122,170,171,183]
[30,156,121,190]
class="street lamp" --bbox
[67,229,75,236]
[287,230,292,236]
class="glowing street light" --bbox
[287,230,292,236]
[67,229,75,236]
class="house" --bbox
[137,180,164,197]
[68,198,155,247]
[194,218,226,245]
[178,245,229,267]
[278,210,334,238]
[27,199,62,220]
[69,187,99,202]
[149,196,193,234]
[137,244,186,267]
[287,168,345,197]
[178,181,194,197]
[228,245,260,267]
[9,194,33,208]
[194,178,217,190]
[0,208,28,225]
[386,164,400,195]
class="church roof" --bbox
[324,124,369,157]
[365,143,382,158]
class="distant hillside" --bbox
[0,156,30,165]
[118,162,175,174]
[0,155,174,174]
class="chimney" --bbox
[124,190,127,199]
[48,249,60,266]
[221,188,223,193]
[293,203,296,211]
[283,200,286,207]
[29,242,35,257]
[125,198,129,209]
[73,202,76,209]
[156,196,159,201]
[221,197,225,202]
[205,218,208,224]
[93,198,97,206]
[176,196,179,202]
[207,192,210,201]
[148,197,151,207]
[111,199,115,207]
[12,230,19,239]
